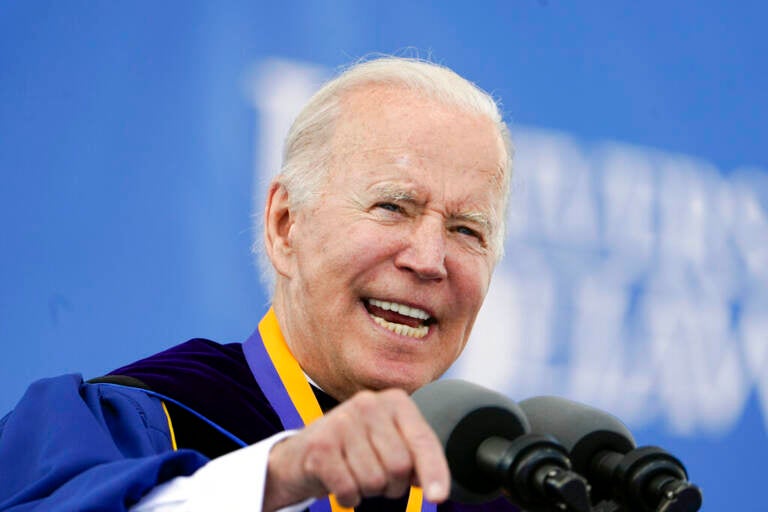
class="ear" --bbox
[264,181,296,278]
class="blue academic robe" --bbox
[0,374,207,511]
[0,338,520,511]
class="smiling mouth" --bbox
[363,298,436,339]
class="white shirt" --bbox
[130,431,314,512]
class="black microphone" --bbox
[412,380,591,512]
[519,396,703,512]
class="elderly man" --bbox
[0,57,515,512]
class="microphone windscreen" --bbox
[519,396,635,474]
[412,379,529,503]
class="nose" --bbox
[394,215,448,281]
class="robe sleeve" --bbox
[0,374,209,511]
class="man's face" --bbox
[272,85,506,400]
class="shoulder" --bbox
[2,374,175,456]
[110,339,250,387]
[105,339,283,447]
[0,375,208,509]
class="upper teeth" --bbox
[368,299,430,320]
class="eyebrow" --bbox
[451,211,494,236]
[372,184,419,203]
[371,184,495,233]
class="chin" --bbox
[359,365,437,394]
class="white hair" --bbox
[256,56,513,290]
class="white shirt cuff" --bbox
[130,430,315,512]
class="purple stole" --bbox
[243,307,436,512]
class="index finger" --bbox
[391,392,451,503]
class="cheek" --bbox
[450,255,493,305]
[346,221,405,260]
[299,221,400,291]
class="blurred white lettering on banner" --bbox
[249,59,768,437]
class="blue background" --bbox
[2,2,766,510]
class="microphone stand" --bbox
[478,434,592,512]
[589,446,702,512]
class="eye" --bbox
[453,225,484,242]
[375,202,403,213]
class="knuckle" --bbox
[306,436,335,457]
[410,429,438,451]
[302,451,323,475]
[327,407,355,428]
[332,481,360,508]
[382,387,410,403]
[384,388,418,415]
[360,469,388,496]
[387,455,413,481]
[302,441,336,475]
[350,390,378,413]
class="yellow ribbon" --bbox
[258,308,425,512]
